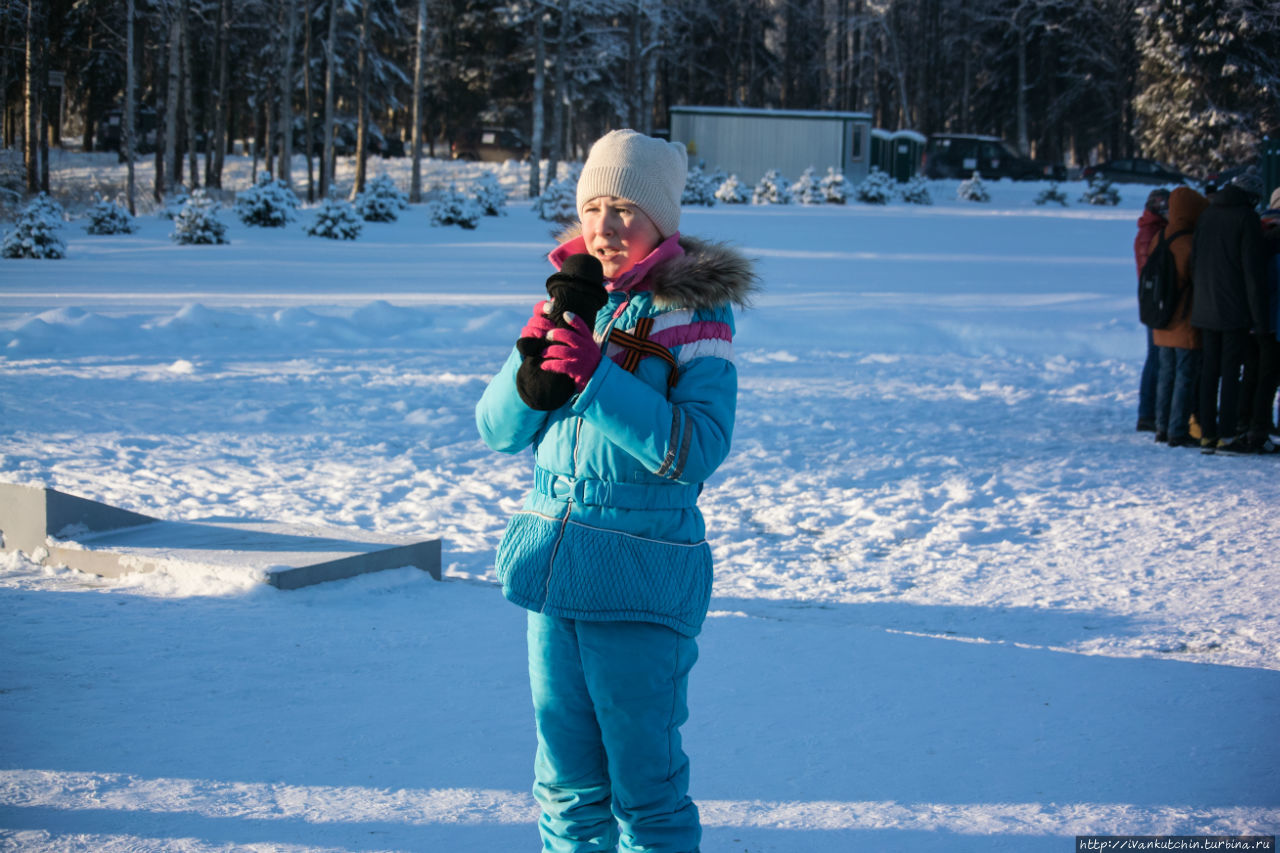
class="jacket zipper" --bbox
[540,297,626,610]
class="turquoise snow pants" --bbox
[527,611,701,853]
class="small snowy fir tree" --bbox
[1080,175,1120,206]
[171,189,229,245]
[714,174,749,204]
[752,170,794,205]
[854,167,895,204]
[681,165,718,207]
[899,174,933,205]
[161,186,190,220]
[27,192,66,223]
[428,185,482,229]
[471,172,509,217]
[2,196,67,259]
[235,171,299,227]
[957,172,991,203]
[793,167,826,205]
[1034,183,1069,206]
[305,191,362,240]
[820,167,848,204]
[84,193,138,234]
[533,170,580,224]
[355,173,409,222]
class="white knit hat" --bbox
[576,129,688,238]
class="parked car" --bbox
[1081,158,1192,185]
[451,128,529,162]
[922,134,1065,181]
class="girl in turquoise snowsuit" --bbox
[476,129,757,852]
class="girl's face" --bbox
[579,195,662,280]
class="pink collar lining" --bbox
[548,232,685,294]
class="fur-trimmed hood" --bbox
[554,224,760,311]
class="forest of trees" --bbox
[4,0,1279,210]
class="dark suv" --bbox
[451,128,530,162]
[923,134,1065,181]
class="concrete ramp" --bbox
[0,482,442,589]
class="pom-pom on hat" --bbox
[576,129,688,238]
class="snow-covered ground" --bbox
[1,156,1277,852]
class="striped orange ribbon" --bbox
[609,317,679,387]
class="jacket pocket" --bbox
[495,512,560,609]
[546,521,713,635]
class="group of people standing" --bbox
[1135,170,1280,454]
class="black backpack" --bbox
[1137,228,1192,328]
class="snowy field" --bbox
[1,155,1277,852]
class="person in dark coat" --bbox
[1190,170,1271,453]
[1258,187,1280,439]
[1151,186,1209,447]
[1134,188,1170,433]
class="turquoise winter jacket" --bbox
[476,231,757,636]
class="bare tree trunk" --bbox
[278,0,295,186]
[1,13,9,148]
[24,0,45,194]
[529,6,545,198]
[410,0,427,203]
[182,0,199,189]
[548,0,569,188]
[251,101,260,177]
[302,0,315,201]
[124,0,137,213]
[641,5,660,135]
[163,12,181,194]
[154,41,166,201]
[624,1,640,127]
[1015,19,1029,155]
[209,0,230,188]
[321,0,338,197]
[350,0,371,199]
[40,87,50,194]
[263,94,274,177]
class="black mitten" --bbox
[517,253,608,410]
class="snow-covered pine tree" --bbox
[171,189,230,244]
[752,170,793,205]
[1080,175,1120,206]
[899,174,933,205]
[471,172,509,217]
[682,165,718,207]
[1035,184,1069,206]
[428,185,482,229]
[27,192,66,223]
[85,193,138,234]
[1134,0,1280,175]
[793,167,825,205]
[533,169,580,224]
[162,186,190,220]
[355,173,410,222]
[957,172,991,203]
[820,168,848,204]
[707,168,728,194]
[854,167,895,204]
[714,174,749,205]
[2,196,67,258]
[235,171,299,227]
[305,192,363,240]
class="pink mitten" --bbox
[520,300,555,341]
[540,312,602,392]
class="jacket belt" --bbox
[534,467,700,509]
